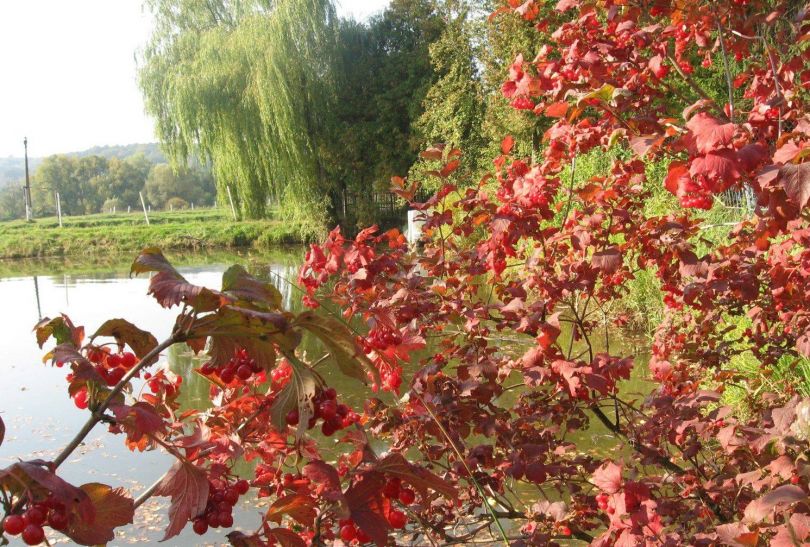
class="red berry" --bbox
[398,488,416,505]
[74,388,89,410]
[47,510,69,530]
[318,400,338,421]
[223,488,239,505]
[560,525,571,536]
[285,409,299,426]
[23,507,46,527]
[219,368,235,384]
[339,524,357,541]
[235,479,250,495]
[3,514,25,535]
[219,512,234,528]
[107,367,126,386]
[236,365,253,380]
[121,352,137,368]
[791,474,800,485]
[324,387,337,400]
[193,518,208,535]
[22,524,45,545]
[206,512,220,528]
[383,478,401,499]
[388,509,407,529]
[321,420,337,437]
[356,528,372,543]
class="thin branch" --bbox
[715,16,735,121]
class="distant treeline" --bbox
[0,143,166,188]
[0,150,215,221]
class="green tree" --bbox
[32,155,97,216]
[139,0,339,231]
[0,185,25,221]
[145,163,215,208]
[410,1,486,187]
[91,155,151,210]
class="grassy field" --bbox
[0,208,306,259]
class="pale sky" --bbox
[0,0,390,158]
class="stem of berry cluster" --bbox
[51,333,181,469]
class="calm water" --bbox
[0,250,653,545]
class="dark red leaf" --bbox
[592,247,622,274]
[778,162,810,209]
[153,461,209,541]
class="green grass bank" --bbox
[0,208,305,259]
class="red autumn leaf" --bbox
[303,460,344,502]
[771,513,810,547]
[64,483,134,546]
[629,134,664,158]
[664,162,690,195]
[716,523,758,546]
[689,150,741,188]
[420,146,444,161]
[109,402,166,441]
[0,461,94,521]
[592,461,623,493]
[743,485,807,523]
[544,101,569,117]
[227,531,267,546]
[131,247,223,312]
[592,247,622,274]
[778,162,810,209]
[440,159,461,177]
[267,528,307,547]
[373,453,457,500]
[153,461,209,541]
[501,135,515,155]
[555,0,578,12]
[265,494,317,527]
[685,112,736,154]
[345,474,391,547]
[773,140,804,164]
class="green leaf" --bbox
[222,265,283,309]
[92,319,158,361]
[293,311,378,385]
[576,83,616,107]
[34,315,83,349]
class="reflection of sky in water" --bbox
[0,253,303,545]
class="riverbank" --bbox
[0,209,305,259]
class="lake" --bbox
[0,249,653,545]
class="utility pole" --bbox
[24,137,32,221]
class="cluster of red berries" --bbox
[284,387,360,436]
[200,348,263,384]
[596,493,615,514]
[191,478,250,535]
[2,498,70,545]
[361,328,402,354]
[68,350,139,409]
[144,370,182,398]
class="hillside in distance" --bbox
[0,143,165,187]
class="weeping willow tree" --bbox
[138,0,338,231]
